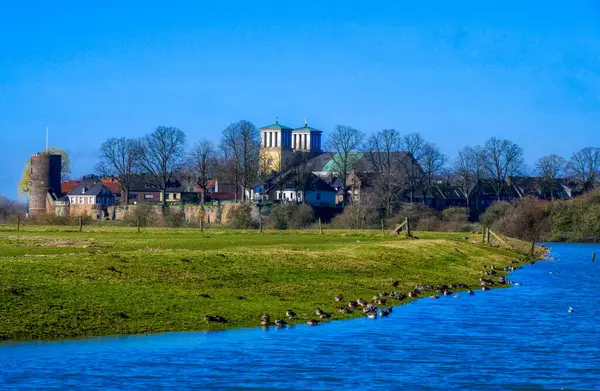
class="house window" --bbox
[144,183,153,189]
[78,197,83,204]
[129,194,138,199]
[316,193,321,200]
[89,197,93,204]
[144,194,154,200]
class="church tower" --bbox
[291,119,322,155]
[259,117,294,174]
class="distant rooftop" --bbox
[260,117,293,131]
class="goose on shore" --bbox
[366,311,377,319]
[307,319,320,326]
[286,310,296,319]
[348,301,359,308]
[315,308,324,316]
[430,295,440,300]
[274,319,287,327]
[334,295,344,302]
[468,290,475,295]
[379,309,389,317]
[260,314,270,326]
[363,304,377,313]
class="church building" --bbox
[259,118,323,174]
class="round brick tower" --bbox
[29,153,62,216]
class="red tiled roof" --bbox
[61,181,80,194]
[101,179,121,195]
[194,180,217,193]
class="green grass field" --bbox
[0,225,529,340]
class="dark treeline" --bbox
[96,121,262,212]
[0,196,26,224]
[94,121,599,220]
[481,188,600,244]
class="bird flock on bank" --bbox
[202,259,552,326]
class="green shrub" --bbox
[269,203,314,230]
[290,204,314,229]
[479,201,510,227]
[331,203,379,229]
[123,204,157,227]
[39,214,93,226]
[227,203,258,229]
[164,208,185,228]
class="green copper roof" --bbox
[292,125,322,133]
[260,123,293,130]
[321,153,364,172]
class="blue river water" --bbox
[1,243,599,390]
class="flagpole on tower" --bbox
[45,127,49,153]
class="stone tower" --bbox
[29,153,62,216]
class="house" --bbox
[67,183,116,207]
[100,178,122,200]
[252,172,337,207]
[128,177,161,203]
[200,179,242,202]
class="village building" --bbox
[259,118,323,174]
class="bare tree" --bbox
[482,137,525,200]
[364,129,405,218]
[0,195,26,223]
[95,138,142,205]
[292,153,312,203]
[418,142,447,205]
[188,139,216,204]
[453,146,486,210]
[567,147,600,191]
[325,125,363,206]
[400,133,427,203]
[535,154,567,199]
[220,120,261,202]
[139,126,187,212]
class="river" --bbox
[1,243,599,390]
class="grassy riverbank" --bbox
[0,226,534,340]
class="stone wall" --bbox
[107,202,246,225]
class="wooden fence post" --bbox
[259,215,263,233]
[381,219,385,236]
[200,217,204,233]
[79,217,83,232]
[319,217,323,235]
[486,228,491,244]
[406,217,412,238]
[481,226,485,242]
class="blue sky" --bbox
[1,1,599,199]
